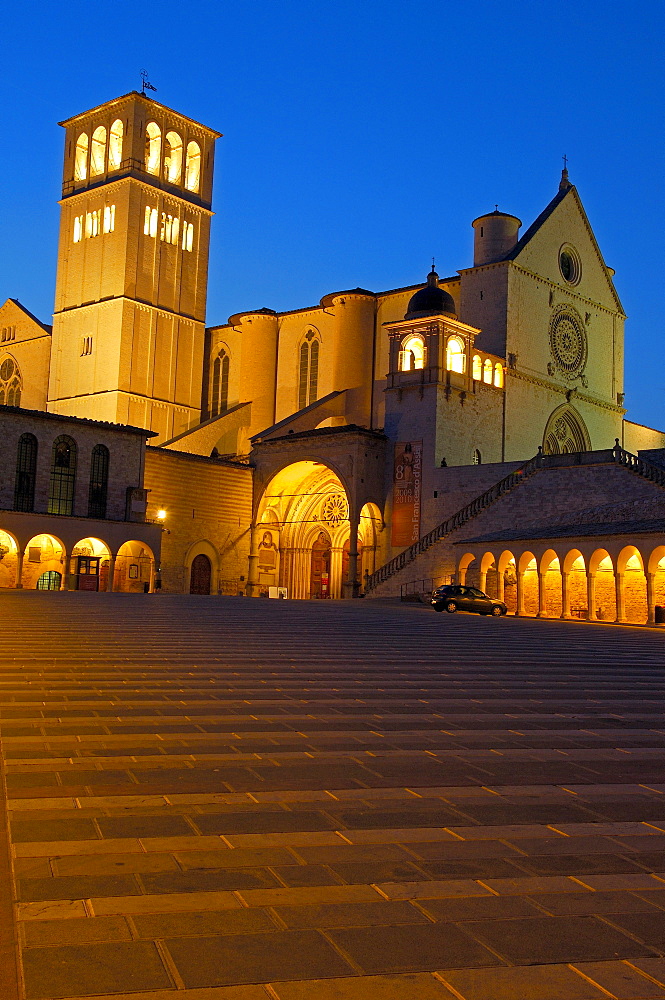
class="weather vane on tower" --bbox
[140,70,157,95]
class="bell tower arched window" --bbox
[298,337,319,410]
[446,336,466,374]
[145,123,161,175]
[48,436,77,516]
[164,131,183,184]
[210,350,230,418]
[88,444,110,518]
[74,133,88,181]
[14,433,37,512]
[398,335,425,371]
[108,119,123,170]
[90,126,107,176]
[185,141,201,192]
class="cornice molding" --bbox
[506,367,624,413]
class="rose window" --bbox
[321,494,348,525]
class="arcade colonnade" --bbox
[457,539,665,625]
[0,519,159,593]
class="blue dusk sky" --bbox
[0,0,663,430]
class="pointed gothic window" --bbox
[0,356,22,407]
[298,337,320,409]
[88,444,110,518]
[74,133,89,181]
[185,141,201,192]
[90,126,107,176]
[48,436,77,515]
[164,131,183,183]
[14,433,37,512]
[145,123,161,175]
[210,350,230,417]
[108,119,123,170]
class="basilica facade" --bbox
[1,90,664,609]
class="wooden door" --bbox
[310,532,331,598]
[190,554,212,595]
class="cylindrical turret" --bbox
[321,290,375,427]
[472,210,521,266]
[231,308,279,442]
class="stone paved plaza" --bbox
[2,595,665,999]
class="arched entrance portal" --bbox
[190,554,212,595]
[253,461,354,599]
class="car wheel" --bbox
[491,605,503,616]
[446,601,457,613]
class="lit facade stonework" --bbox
[2,91,665,616]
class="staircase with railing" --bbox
[365,440,665,594]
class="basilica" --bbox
[2,90,665,622]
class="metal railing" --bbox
[367,442,665,594]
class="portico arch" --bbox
[538,549,562,618]
[22,534,66,590]
[647,546,665,624]
[457,552,476,586]
[71,536,111,592]
[617,545,647,624]
[498,550,517,611]
[114,541,156,593]
[543,404,590,455]
[517,552,538,616]
[0,529,20,589]
[589,549,616,621]
[562,549,586,619]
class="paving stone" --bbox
[140,867,282,893]
[439,964,611,999]
[327,922,502,974]
[572,960,665,998]
[165,930,354,986]
[52,851,181,876]
[22,940,173,998]
[175,848,296,869]
[10,818,100,843]
[270,972,458,998]
[416,895,542,921]
[465,914,658,964]
[271,900,429,929]
[22,915,133,948]
[17,873,141,901]
[131,907,279,938]
[600,910,665,947]
[96,815,195,838]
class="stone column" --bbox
[330,545,344,599]
[587,572,597,621]
[561,571,571,619]
[247,525,260,596]
[516,570,525,616]
[647,572,656,625]
[107,555,116,592]
[479,569,487,595]
[536,571,548,617]
[15,549,24,589]
[343,508,361,599]
[459,562,468,586]
[496,570,505,602]
[615,571,626,623]
[60,548,69,590]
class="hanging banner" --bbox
[391,440,422,547]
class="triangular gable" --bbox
[505,186,624,315]
[0,298,52,336]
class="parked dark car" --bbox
[431,584,507,616]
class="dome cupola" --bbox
[405,267,456,319]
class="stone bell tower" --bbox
[47,92,221,443]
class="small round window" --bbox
[559,244,581,285]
